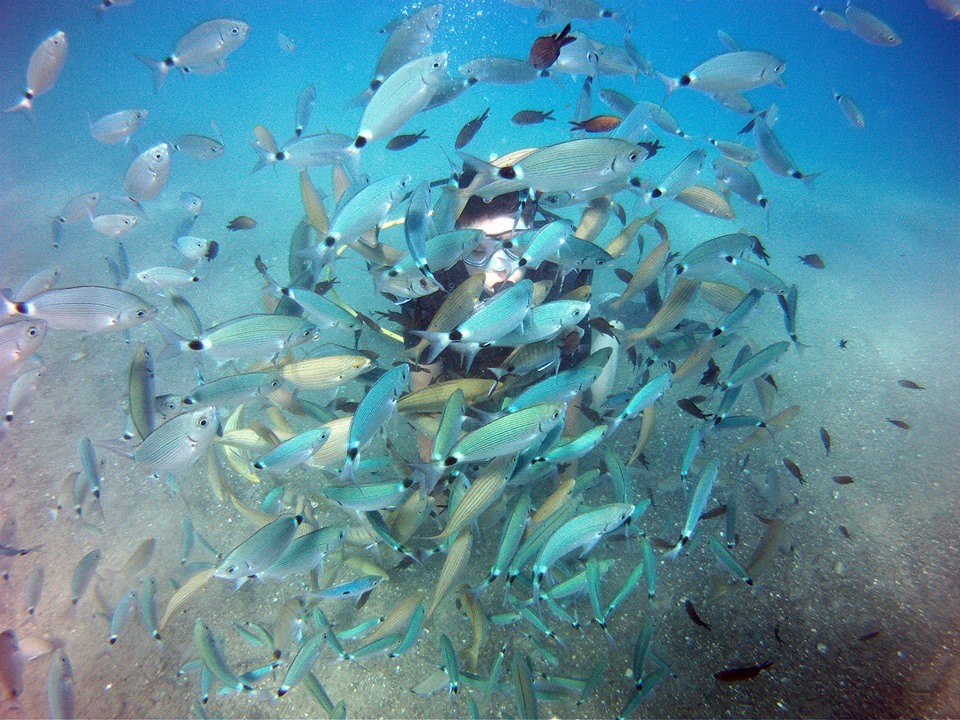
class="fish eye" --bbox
[136,310,146,317]
[629,152,639,161]
[432,61,441,68]
[28,328,38,336]
[231,27,239,34]
[419,278,429,288]
[199,418,208,427]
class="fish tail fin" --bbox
[800,170,825,191]
[4,94,34,118]
[343,144,361,178]
[656,72,679,104]
[456,151,503,183]
[152,320,186,360]
[248,140,275,175]
[662,538,684,561]
[409,331,449,364]
[348,88,374,107]
[135,55,169,92]
[411,461,443,496]
[0,288,18,319]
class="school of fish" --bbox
[0,1,947,719]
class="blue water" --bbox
[1,1,958,718]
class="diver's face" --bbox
[465,238,523,293]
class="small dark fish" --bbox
[819,426,831,456]
[651,537,675,550]
[579,405,604,426]
[714,659,774,682]
[774,625,784,646]
[684,599,712,631]
[0,544,41,557]
[528,23,576,71]
[832,475,855,485]
[897,379,924,390]
[700,358,721,387]
[589,317,616,337]
[699,504,727,521]
[838,338,848,349]
[512,109,554,125]
[386,130,428,151]
[569,115,623,133]
[677,397,712,421]
[614,268,633,284]
[227,216,257,231]
[783,458,804,484]
[859,629,881,642]
[886,418,910,430]
[839,524,852,538]
[313,279,339,295]
[798,253,825,269]
[455,107,489,150]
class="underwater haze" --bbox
[0,1,958,719]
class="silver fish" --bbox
[91,213,138,238]
[463,137,650,198]
[157,314,319,364]
[0,286,155,331]
[2,367,44,443]
[180,192,204,218]
[707,136,758,165]
[0,629,23,701]
[0,320,46,379]
[833,92,865,129]
[124,142,172,201]
[414,279,534,366]
[89,109,147,145]
[749,110,823,188]
[136,267,200,291]
[340,363,410,482]
[459,56,543,84]
[71,549,101,606]
[215,515,303,587]
[648,149,707,201]
[363,5,443,97]
[93,0,136,16]
[137,18,250,90]
[177,235,218,263]
[812,5,849,30]
[714,156,768,207]
[253,426,331,473]
[52,192,100,247]
[277,30,296,53]
[6,30,68,115]
[24,563,44,615]
[845,4,901,46]
[355,53,448,146]
[295,83,316,136]
[108,588,138,644]
[660,50,785,98]
[46,648,75,720]
[305,175,411,272]
[133,407,218,472]
[174,134,224,160]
